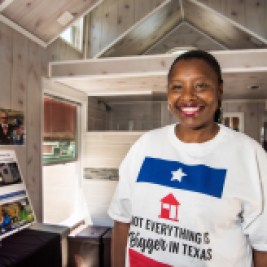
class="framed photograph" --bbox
[222,112,244,132]
[0,108,25,146]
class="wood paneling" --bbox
[145,21,225,55]
[11,31,28,111]
[87,96,109,131]
[0,21,82,221]
[2,0,102,44]
[184,0,266,49]
[101,0,182,57]
[198,0,267,38]
[88,0,168,57]
[0,22,12,108]
[223,100,265,142]
[83,132,142,168]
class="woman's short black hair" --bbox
[167,50,223,123]
[167,50,223,84]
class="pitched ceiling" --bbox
[1,0,267,100]
[0,0,103,46]
[100,0,267,57]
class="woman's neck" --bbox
[175,123,220,143]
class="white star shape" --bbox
[171,168,187,182]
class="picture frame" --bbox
[0,108,25,146]
[222,112,244,132]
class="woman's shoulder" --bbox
[220,124,263,151]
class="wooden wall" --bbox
[222,100,265,142]
[0,21,82,221]
[198,0,267,38]
[83,132,141,168]
[87,0,166,57]
[87,96,109,131]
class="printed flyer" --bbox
[0,150,35,240]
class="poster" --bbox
[0,150,35,240]
[0,108,25,145]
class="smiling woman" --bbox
[108,50,267,267]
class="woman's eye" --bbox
[171,85,183,91]
[194,82,209,90]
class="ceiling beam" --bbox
[50,49,267,79]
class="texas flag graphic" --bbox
[137,157,227,198]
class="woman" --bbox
[108,50,267,266]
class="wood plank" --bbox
[11,31,28,111]
[100,0,119,50]
[101,0,182,57]
[198,0,224,13]
[222,0,245,26]
[26,40,43,221]
[88,5,104,57]
[83,132,142,168]
[0,22,13,108]
[117,0,135,33]
[134,0,156,20]
[50,50,267,78]
[244,0,266,38]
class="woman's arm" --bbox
[111,220,130,267]
[253,250,267,267]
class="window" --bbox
[43,95,78,165]
[60,18,84,51]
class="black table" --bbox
[0,228,62,267]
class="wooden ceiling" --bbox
[1,0,266,51]
[1,0,267,100]
[100,0,267,57]
[0,0,102,46]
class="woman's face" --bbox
[167,58,223,130]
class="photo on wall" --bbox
[0,108,25,145]
[0,150,35,240]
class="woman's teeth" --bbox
[180,106,200,115]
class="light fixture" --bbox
[167,46,196,55]
[57,11,74,27]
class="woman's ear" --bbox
[218,82,223,98]
[167,103,172,112]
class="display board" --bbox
[0,150,35,240]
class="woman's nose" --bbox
[180,86,195,101]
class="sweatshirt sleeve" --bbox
[242,142,267,251]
